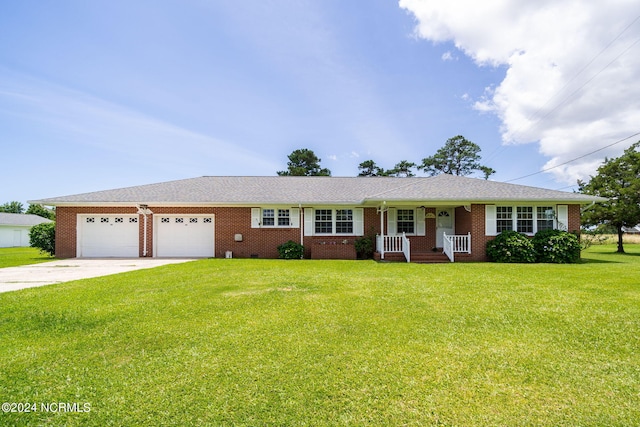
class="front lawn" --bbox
[0,247,54,268]
[1,246,639,426]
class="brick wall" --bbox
[568,204,581,234]
[54,204,584,261]
[469,204,491,262]
[309,237,357,259]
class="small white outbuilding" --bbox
[0,213,53,247]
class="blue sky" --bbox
[2,1,639,206]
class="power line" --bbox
[484,14,640,163]
[504,131,640,183]
[527,36,640,130]
[508,14,640,142]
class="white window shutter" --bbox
[304,208,313,236]
[388,208,397,235]
[557,205,568,231]
[485,205,497,236]
[251,208,261,228]
[354,208,364,236]
[416,208,426,236]
[290,208,300,228]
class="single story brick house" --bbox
[0,213,53,247]
[30,175,605,262]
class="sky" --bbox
[1,0,639,206]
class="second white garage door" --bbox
[155,215,215,257]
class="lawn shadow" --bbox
[581,248,640,264]
[580,258,620,264]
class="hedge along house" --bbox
[30,175,605,262]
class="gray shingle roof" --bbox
[30,175,606,206]
[0,213,53,226]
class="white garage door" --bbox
[78,215,139,257]
[155,215,214,257]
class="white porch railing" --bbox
[401,233,411,263]
[442,232,471,262]
[377,233,410,262]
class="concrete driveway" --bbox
[0,258,196,293]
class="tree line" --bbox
[0,201,55,220]
[277,135,495,179]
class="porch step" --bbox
[410,251,450,263]
[375,252,407,262]
[375,251,451,263]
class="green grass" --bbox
[1,245,639,426]
[0,247,54,268]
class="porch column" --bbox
[378,203,386,259]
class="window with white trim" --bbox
[252,208,298,228]
[517,206,533,233]
[261,208,291,227]
[336,209,353,234]
[262,209,275,226]
[313,209,355,235]
[491,205,557,235]
[397,209,415,234]
[315,209,333,234]
[537,207,555,231]
[496,206,513,233]
[277,209,290,226]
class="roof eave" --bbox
[363,197,608,205]
[30,200,367,208]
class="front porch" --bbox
[374,204,475,263]
[375,232,472,263]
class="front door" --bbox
[436,208,454,247]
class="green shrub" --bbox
[354,235,375,259]
[277,240,304,259]
[29,222,55,256]
[533,229,581,263]
[486,230,536,263]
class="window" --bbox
[190,218,198,223]
[537,207,554,231]
[397,209,415,234]
[496,207,513,233]
[129,217,138,223]
[175,218,184,224]
[203,218,212,224]
[262,209,275,226]
[86,217,95,223]
[315,209,333,234]
[115,217,124,223]
[490,205,557,235]
[101,217,109,223]
[314,209,355,235]
[161,218,170,223]
[261,209,290,227]
[278,209,290,226]
[517,207,533,233]
[336,209,353,234]
[306,208,361,236]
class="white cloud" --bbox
[400,0,640,184]
[441,51,455,61]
